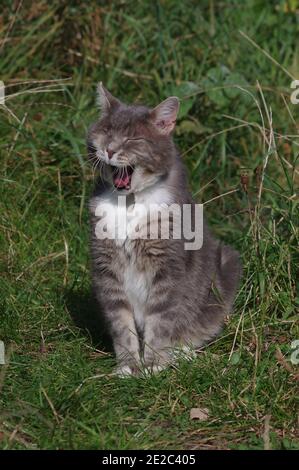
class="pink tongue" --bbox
[114,174,130,188]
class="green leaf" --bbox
[230,351,241,365]
[202,66,230,108]
[202,66,251,111]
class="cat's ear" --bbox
[150,97,180,135]
[97,82,120,115]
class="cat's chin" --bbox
[110,183,133,195]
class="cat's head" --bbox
[87,83,180,194]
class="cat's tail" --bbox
[218,243,242,314]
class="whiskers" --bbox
[89,149,107,183]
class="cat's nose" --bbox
[107,148,116,159]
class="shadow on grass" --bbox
[64,289,113,352]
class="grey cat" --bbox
[87,83,242,376]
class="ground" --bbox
[0,0,298,450]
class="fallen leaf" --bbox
[190,407,209,421]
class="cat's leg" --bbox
[92,261,141,376]
[91,233,141,376]
[107,306,141,376]
[141,244,185,373]
[143,303,177,373]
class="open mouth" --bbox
[111,165,134,190]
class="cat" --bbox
[87,83,242,376]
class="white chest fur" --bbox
[123,258,152,332]
[93,193,145,246]
[92,181,173,246]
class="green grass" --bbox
[0,0,298,450]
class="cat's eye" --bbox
[124,137,146,144]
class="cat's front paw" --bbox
[143,351,172,375]
[115,365,134,377]
[142,363,167,376]
[115,363,140,378]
